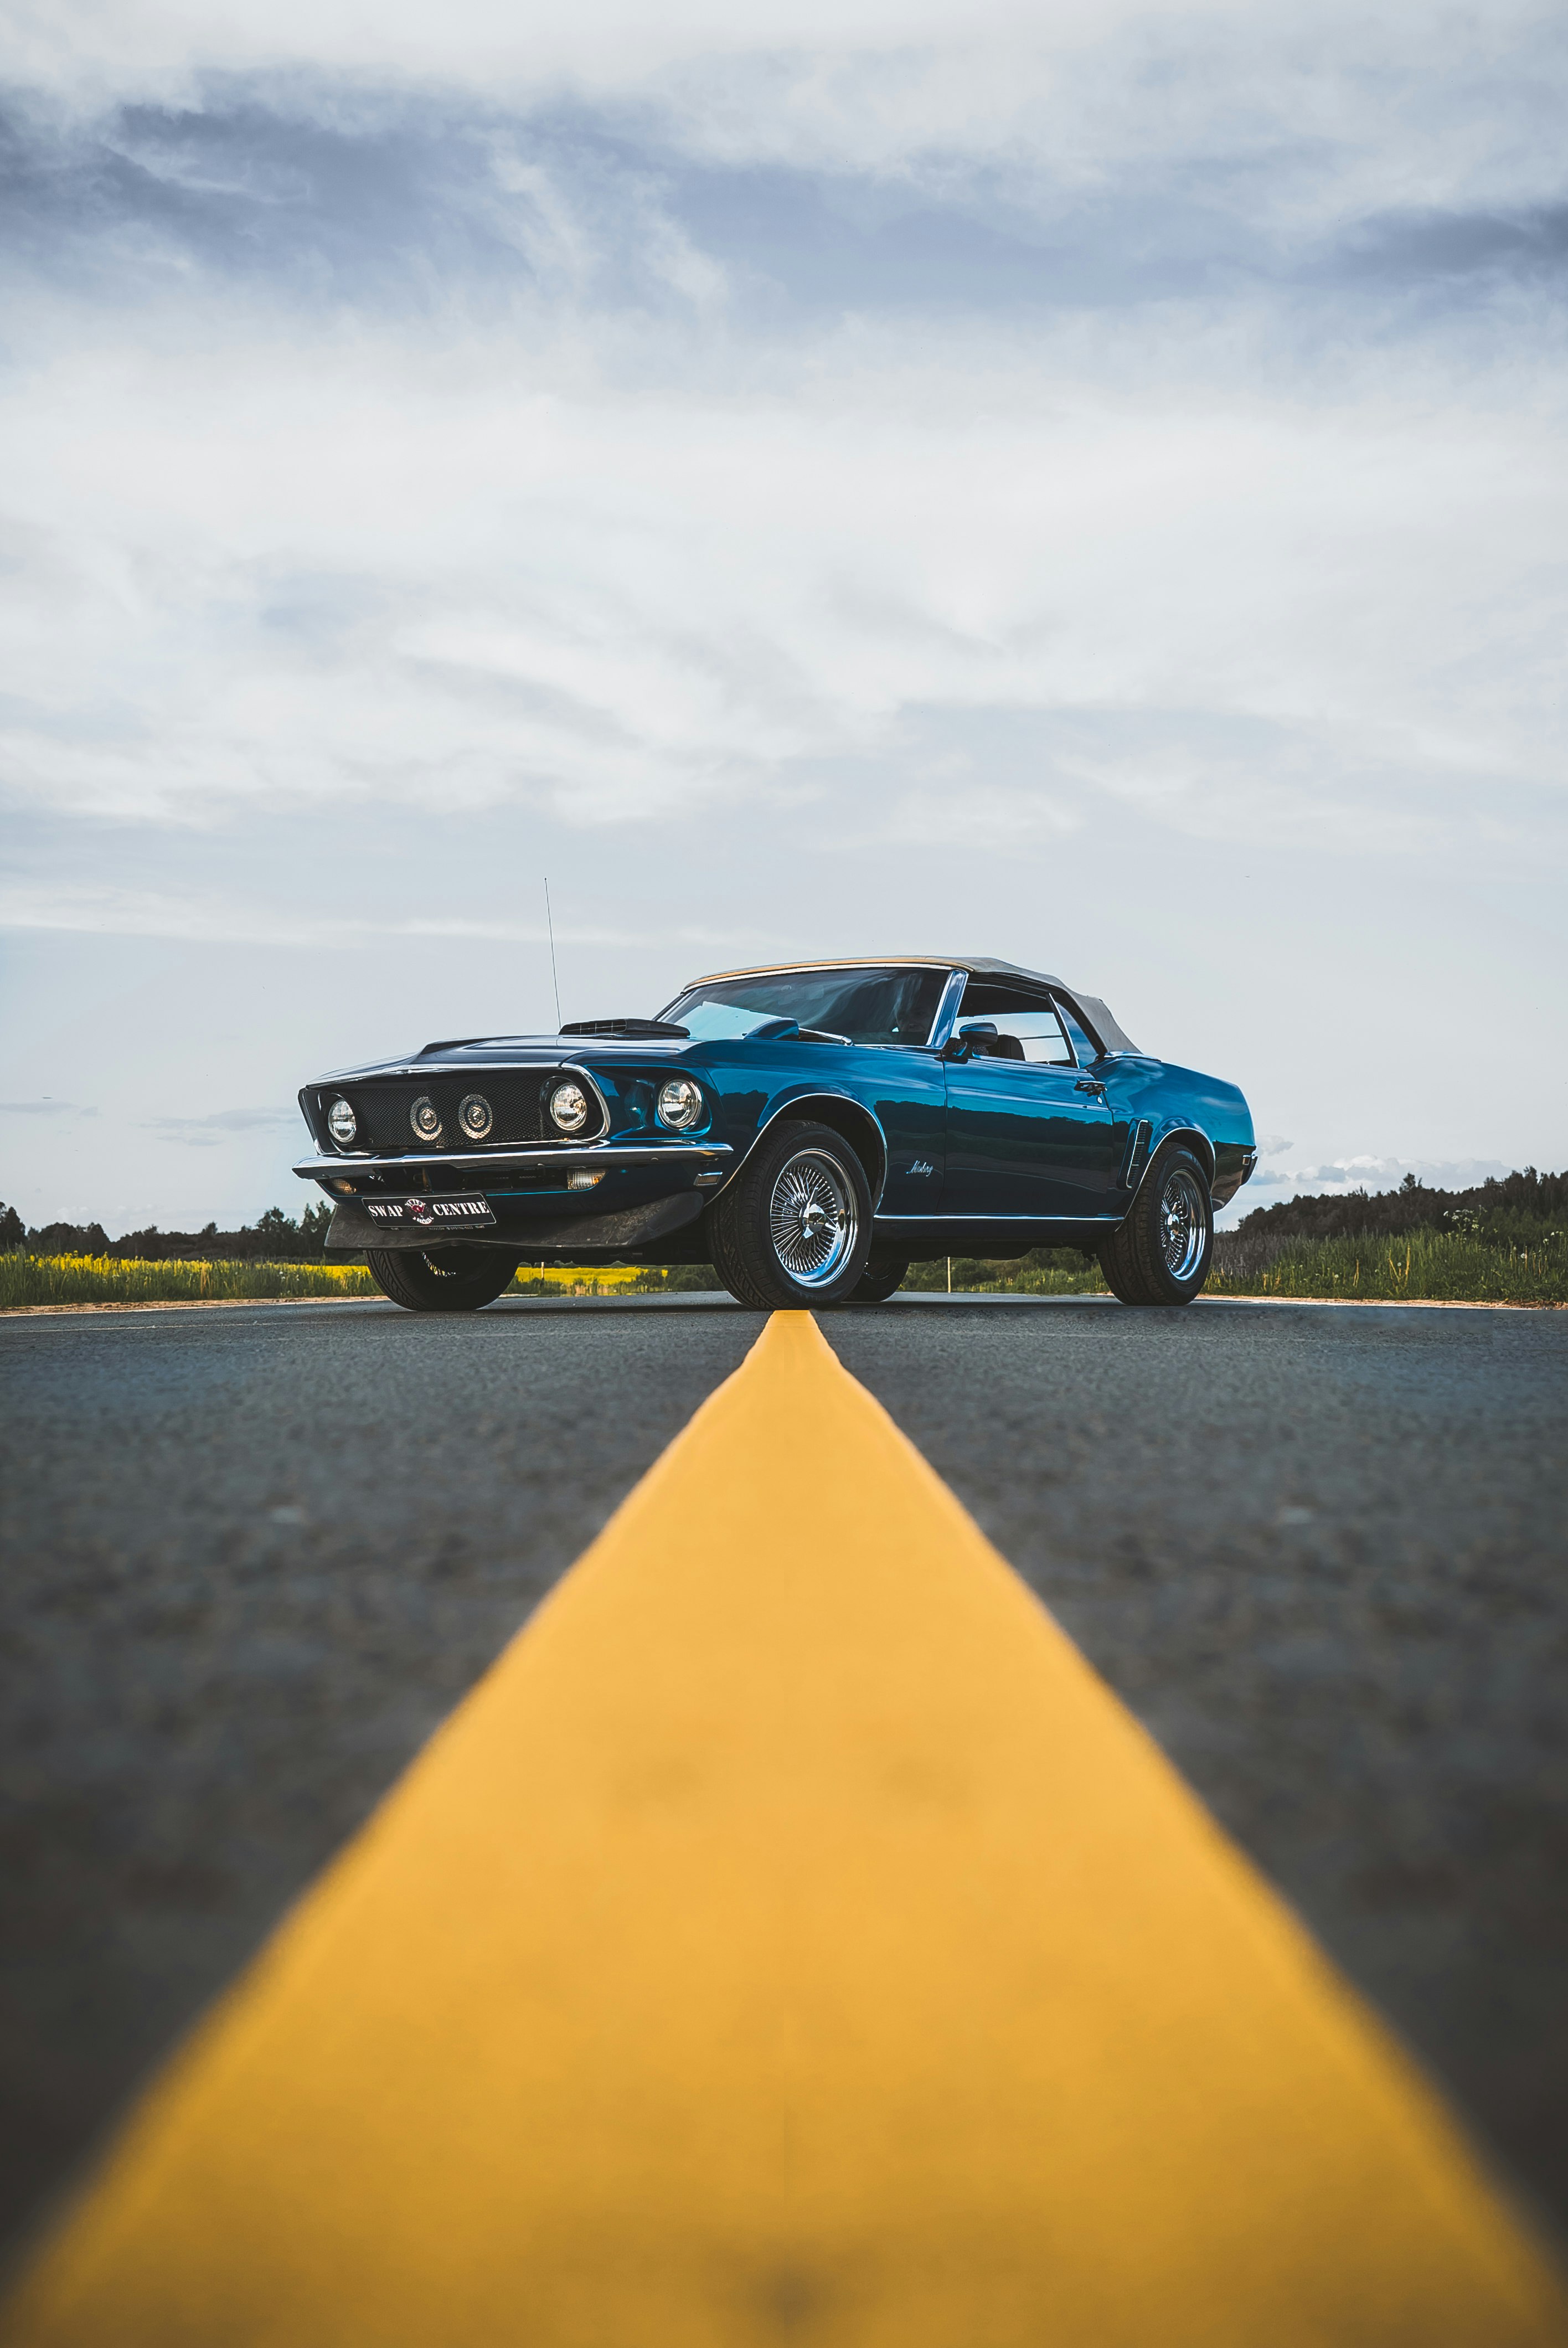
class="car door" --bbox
[940,998,1120,1219]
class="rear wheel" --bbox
[706,1121,873,1309]
[850,1255,910,1303]
[1098,1144,1213,1306]
[366,1247,518,1313]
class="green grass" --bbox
[0,1254,719,1309]
[902,1254,1107,1296]
[903,1230,1566,1304]
[1208,1228,1568,1304]
[0,1253,381,1308]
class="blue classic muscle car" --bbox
[293,956,1256,1312]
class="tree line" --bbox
[0,1202,336,1261]
[1232,1166,1566,1244]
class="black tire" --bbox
[706,1121,873,1309]
[1098,1144,1214,1306]
[850,1255,910,1303]
[366,1247,518,1314]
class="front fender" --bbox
[719,1086,891,1209]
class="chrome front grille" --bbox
[317,1071,604,1154]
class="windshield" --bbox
[661,965,948,1048]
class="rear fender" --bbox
[1121,1122,1215,1219]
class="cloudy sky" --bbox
[1,0,1564,1232]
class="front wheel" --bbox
[1098,1145,1214,1306]
[366,1247,518,1313]
[706,1122,873,1309]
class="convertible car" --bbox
[293,955,1256,1312]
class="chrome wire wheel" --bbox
[767,1149,858,1290]
[1160,1166,1208,1282]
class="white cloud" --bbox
[8,1,1567,218]
[145,1106,301,1145]
[1242,1156,1515,1196]
[3,312,1564,863]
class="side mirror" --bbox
[942,1021,996,1062]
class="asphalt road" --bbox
[2,1294,1565,2268]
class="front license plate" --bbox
[362,1194,496,1230]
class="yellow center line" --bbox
[6,1311,1564,2345]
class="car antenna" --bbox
[544,876,563,1032]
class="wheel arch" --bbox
[731,1091,889,1208]
[1123,1121,1215,1216]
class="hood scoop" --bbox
[559,1018,690,1038]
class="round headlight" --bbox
[549,1080,591,1135]
[458,1092,493,1141]
[326,1096,357,1146]
[409,1095,443,1143]
[656,1077,703,1131]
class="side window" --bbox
[955,984,1076,1065]
[995,1008,1074,1064]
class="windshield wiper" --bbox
[750,1018,851,1045]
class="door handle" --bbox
[1075,1077,1106,1095]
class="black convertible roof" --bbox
[680,955,1141,1057]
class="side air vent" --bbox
[1121,1119,1153,1189]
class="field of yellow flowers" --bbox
[1,1257,661,1309]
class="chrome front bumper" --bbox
[293,1141,734,1182]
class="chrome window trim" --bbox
[950,1054,1089,1085]
[928,967,969,1052]
[1045,993,1087,1070]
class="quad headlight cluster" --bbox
[656,1076,704,1131]
[328,1074,615,1151]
